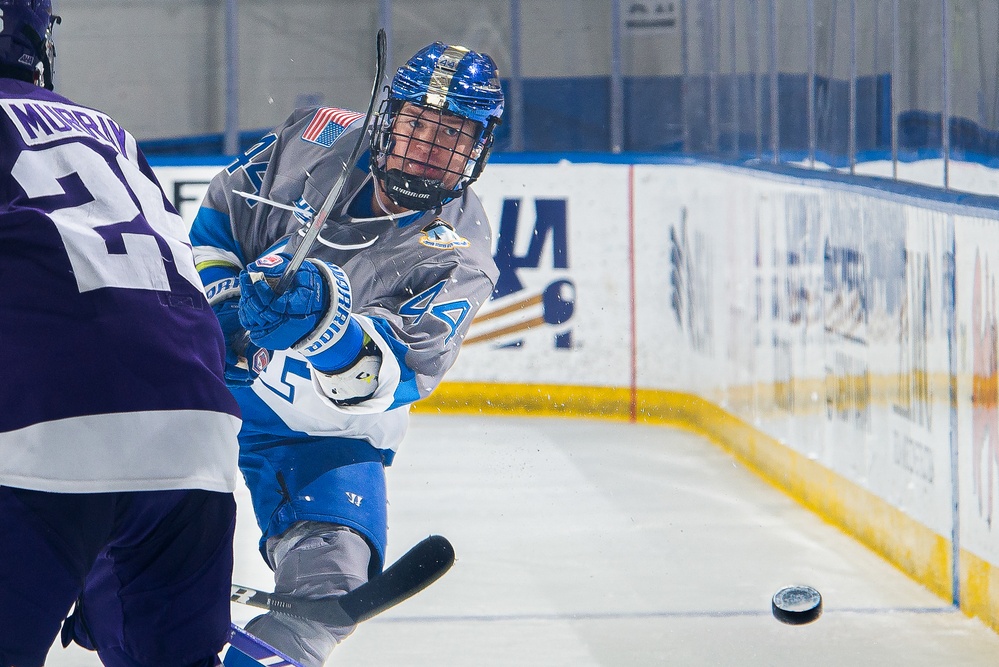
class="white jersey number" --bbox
[11,143,202,293]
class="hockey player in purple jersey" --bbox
[190,42,503,665]
[0,1,243,665]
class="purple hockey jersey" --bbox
[0,80,240,493]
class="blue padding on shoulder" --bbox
[190,207,246,265]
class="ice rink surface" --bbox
[45,414,999,666]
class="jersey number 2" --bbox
[11,143,202,293]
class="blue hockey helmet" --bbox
[389,42,504,126]
[371,42,504,211]
[0,0,59,89]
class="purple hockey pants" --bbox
[0,485,236,667]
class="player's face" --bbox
[385,102,481,189]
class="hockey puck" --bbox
[771,585,822,625]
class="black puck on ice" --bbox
[771,585,822,625]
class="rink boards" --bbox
[154,157,999,634]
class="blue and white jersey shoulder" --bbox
[0,80,240,494]
[190,106,368,274]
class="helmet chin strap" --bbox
[372,176,410,216]
[378,168,454,212]
[371,177,448,220]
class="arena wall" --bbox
[154,157,999,634]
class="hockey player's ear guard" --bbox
[370,42,504,211]
[0,0,60,90]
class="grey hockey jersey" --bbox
[190,105,498,460]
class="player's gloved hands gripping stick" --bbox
[216,300,272,386]
[239,253,367,374]
[204,274,272,387]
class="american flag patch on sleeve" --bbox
[301,107,365,147]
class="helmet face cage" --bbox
[371,98,496,211]
[370,42,504,212]
[0,0,59,89]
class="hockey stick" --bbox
[270,27,388,296]
[226,624,304,667]
[230,534,455,626]
[230,27,387,364]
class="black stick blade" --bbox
[340,534,455,623]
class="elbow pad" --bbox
[313,347,381,405]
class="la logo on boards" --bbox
[465,197,576,349]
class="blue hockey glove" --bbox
[239,253,335,351]
[210,292,271,387]
[227,335,272,387]
[286,260,361,363]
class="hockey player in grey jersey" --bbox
[190,42,503,666]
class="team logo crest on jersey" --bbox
[301,107,364,147]
[419,219,469,250]
[251,348,271,375]
[255,254,283,268]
